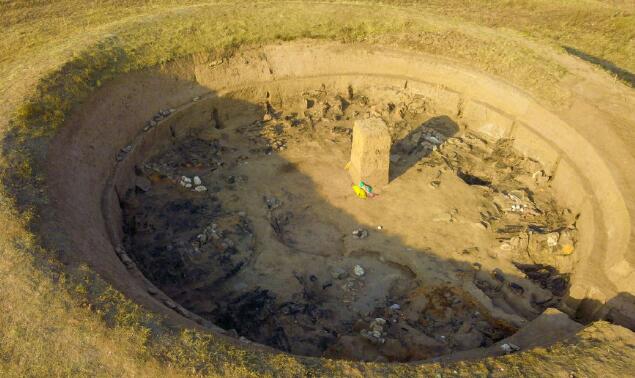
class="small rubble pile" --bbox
[352,264,365,277]
[116,144,133,162]
[326,285,515,362]
[179,175,207,192]
[122,179,255,297]
[421,130,578,285]
[473,267,556,318]
[144,138,224,180]
[393,126,447,158]
[143,108,175,132]
[352,229,369,239]
[361,318,387,344]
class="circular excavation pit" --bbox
[122,88,574,361]
[44,42,635,363]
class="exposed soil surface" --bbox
[122,86,577,362]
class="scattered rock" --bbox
[546,233,559,247]
[510,203,525,213]
[193,176,202,186]
[194,185,208,192]
[116,145,133,161]
[272,139,286,150]
[353,265,365,277]
[352,229,369,239]
[500,342,520,354]
[264,196,281,210]
[179,176,193,188]
[361,318,387,344]
[371,317,386,328]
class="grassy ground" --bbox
[401,0,635,84]
[1,1,634,376]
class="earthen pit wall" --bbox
[46,42,632,331]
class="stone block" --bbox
[349,118,391,187]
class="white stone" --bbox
[194,185,208,192]
[373,318,386,325]
[501,343,520,354]
[193,176,202,186]
[353,265,365,277]
[424,135,441,144]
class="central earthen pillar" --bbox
[349,118,391,188]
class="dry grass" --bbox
[1,1,634,376]
[390,0,635,84]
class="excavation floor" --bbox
[123,88,576,362]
